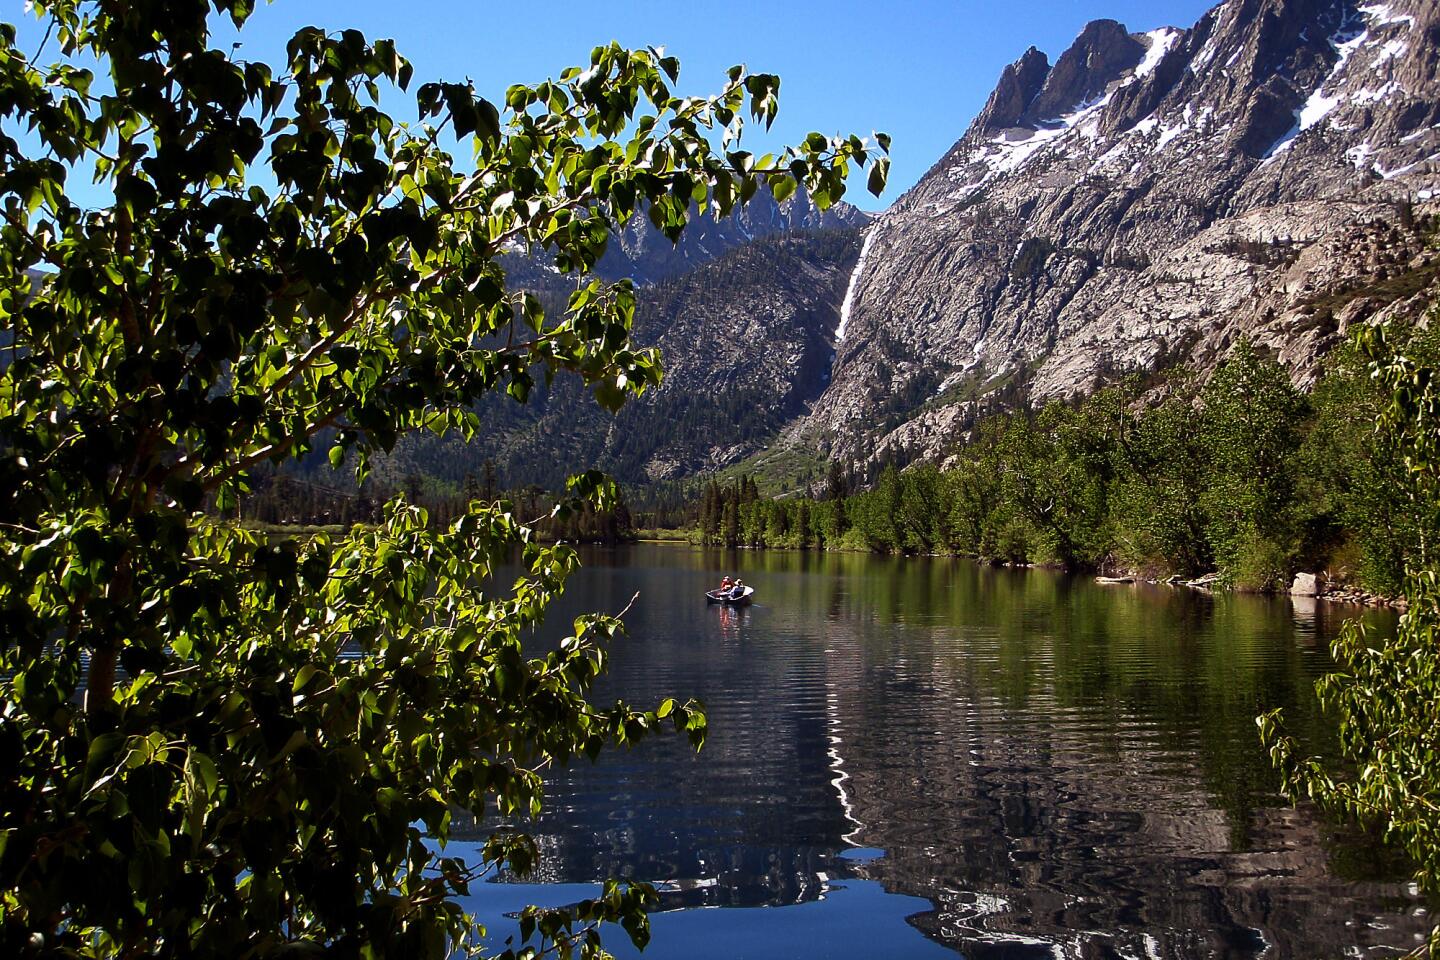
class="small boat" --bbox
[706,586,754,606]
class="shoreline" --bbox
[637,538,1408,610]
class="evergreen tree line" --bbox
[627,479,697,529]
[238,465,633,543]
[696,329,1438,594]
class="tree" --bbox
[722,487,740,547]
[1109,377,1211,575]
[1259,322,1440,956]
[0,3,888,958]
[1296,325,1440,595]
[825,459,849,502]
[1198,339,1308,588]
[700,480,720,543]
[794,499,811,550]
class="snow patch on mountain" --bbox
[1262,19,1371,162]
[1358,2,1416,28]
[980,93,1114,175]
[1132,28,1181,81]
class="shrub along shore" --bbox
[693,329,1438,597]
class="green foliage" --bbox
[1296,324,1440,596]
[991,397,1121,567]
[0,3,887,957]
[705,335,1431,593]
[1259,322,1440,955]
[1108,383,1211,575]
[1197,340,1308,589]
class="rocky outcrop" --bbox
[973,48,1050,135]
[1026,20,1145,124]
[796,0,1440,469]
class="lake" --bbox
[453,543,1432,959]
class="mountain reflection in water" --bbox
[457,544,1432,959]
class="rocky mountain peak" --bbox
[793,0,1440,470]
[971,47,1050,135]
[1025,19,1146,124]
[596,185,869,285]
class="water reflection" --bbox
[460,545,1431,958]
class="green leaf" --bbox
[594,378,625,412]
[867,156,889,197]
[190,753,219,799]
[293,664,319,692]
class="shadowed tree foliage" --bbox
[0,2,887,957]
[1259,321,1440,957]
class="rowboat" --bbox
[705,586,754,606]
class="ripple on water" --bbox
[466,545,1428,959]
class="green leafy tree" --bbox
[989,401,1115,569]
[895,462,941,553]
[1109,379,1211,575]
[853,464,902,552]
[940,419,1005,557]
[1297,325,1440,594]
[1199,339,1308,588]
[0,3,887,957]
[1259,322,1440,955]
[809,497,841,547]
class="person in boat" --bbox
[728,578,746,600]
[717,576,733,595]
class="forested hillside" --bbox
[696,322,1438,595]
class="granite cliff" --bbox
[799,0,1440,468]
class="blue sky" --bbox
[11,0,1218,210]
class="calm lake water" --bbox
[454,543,1432,959]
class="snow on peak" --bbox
[1359,3,1417,28]
[1299,26,1369,128]
[976,92,1114,177]
[1262,19,1371,162]
[1155,121,1187,151]
[1133,28,1181,81]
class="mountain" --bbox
[381,228,863,491]
[797,0,1440,468]
[358,0,1440,497]
[595,186,868,284]
[353,187,867,492]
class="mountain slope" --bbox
[382,228,863,491]
[595,186,868,284]
[801,0,1440,467]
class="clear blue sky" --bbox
[11,0,1218,210]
